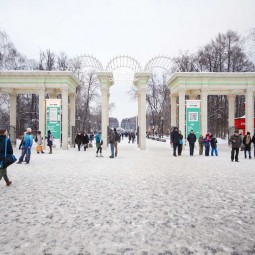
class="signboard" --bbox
[46,99,61,147]
[186,100,201,138]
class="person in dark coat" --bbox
[187,130,197,156]
[198,135,204,155]
[229,130,242,162]
[17,128,33,164]
[108,129,115,158]
[252,133,255,159]
[82,132,89,151]
[47,130,54,154]
[210,134,218,156]
[243,131,252,159]
[171,127,179,157]
[204,133,211,156]
[75,132,83,151]
[178,130,183,156]
[0,124,13,186]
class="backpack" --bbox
[115,132,121,142]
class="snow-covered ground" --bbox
[1,138,255,255]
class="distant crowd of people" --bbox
[171,127,255,162]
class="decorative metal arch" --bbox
[79,54,104,71]
[105,55,142,72]
[144,55,173,73]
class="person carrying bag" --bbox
[0,123,16,186]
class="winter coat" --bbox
[251,135,255,144]
[114,131,120,143]
[171,130,179,144]
[0,135,13,155]
[36,134,42,145]
[95,133,101,144]
[82,134,89,144]
[187,133,196,144]
[75,134,83,145]
[23,134,33,149]
[47,133,53,146]
[229,134,242,149]
[109,132,115,144]
[243,135,252,150]
[179,134,183,145]
[210,137,217,148]
[204,137,211,147]
[198,136,204,146]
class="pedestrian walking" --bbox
[36,131,45,154]
[252,133,255,159]
[171,127,179,156]
[108,129,115,158]
[128,133,131,143]
[95,131,103,157]
[210,134,218,156]
[204,134,211,156]
[47,130,54,154]
[187,130,197,156]
[75,132,83,151]
[229,130,242,162]
[82,132,89,151]
[243,131,252,159]
[114,128,120,157]
[198,135,204,155]
[0,123,15,186]
[178,130,183,156]
[17,128,33,164]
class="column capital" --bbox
[97,72,114,89]
[133,72,151,89]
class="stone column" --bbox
[228,94,235,129]
[137,91,141,148]
[245,88,255,134]
[201,90,208,136]
[139,88,147,150]
[170,94,177,127]
[101,88,109,149]
[69,94,76,147]
[178,90,186,136]
[62,88,69,150]
[134,72,151,150]
[96,72,114,150]
[9,93,17,144]
[38,90,46,148]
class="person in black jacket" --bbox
[178,130,183,156]
[171,127,179,156]
[187,130,197,156]
[75,132,83,151]
[243,131,252,159]
[0,125,13,186]
[82,132,89,151]
[252,134,255,159]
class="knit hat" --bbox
[0,119,7,134]
[27,128,32,133]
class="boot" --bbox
[6,181,12,186]
[41,151,45,154]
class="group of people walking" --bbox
[198,133,218,156]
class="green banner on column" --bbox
[186,100,201,138]
[46,99,61,139]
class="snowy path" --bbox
[0,139,255,255]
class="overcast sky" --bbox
[1,0,255,122]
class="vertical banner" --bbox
[46,99,61,148]
[186,100,201,138]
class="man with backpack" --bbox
[17,128,33,164]
[114,128,120,157]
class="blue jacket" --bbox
[23,134,33,149]
[95,133,101,144]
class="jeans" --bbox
[19,148,31,163]
[114,142,118,156]
[110,143,114,157]
[199,144,203,155]
[211,147,218,156]
[205,146,210,156]
[178,144,183,155]
[96,146,102,154]
[231,148,239,161]
[244,149,251,158]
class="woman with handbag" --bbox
[0,124,15,186]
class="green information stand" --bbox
[186,100,201,138]
[46,99,61,142]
